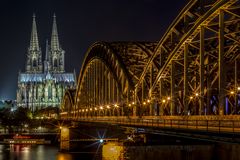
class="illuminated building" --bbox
[17,14,76,111]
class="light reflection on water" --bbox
[0,142,222,160]
[0,144,73,160]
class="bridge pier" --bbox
[59,123,126,152]
[60,127,70,151]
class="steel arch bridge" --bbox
[61,0,240,119]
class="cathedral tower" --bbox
[49,14,65,73]
[26,14,43,73]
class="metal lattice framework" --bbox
[61,0,240,119]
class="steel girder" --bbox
[61,89,76,118]
[63,0,240,118]
[74,41,157,117]
[139,0,240,116]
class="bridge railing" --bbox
[70,116,240,134]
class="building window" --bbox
[54,59,57,68]
[33,59,37,67]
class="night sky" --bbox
[0,0,187,99]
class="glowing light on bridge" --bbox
[99,139,104,143]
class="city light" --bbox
[190,96,193,100]
[143,102,146,105]
[167,97,170,100]
[238,87,240,91]
[128,104,131,107]
[162,99,166,103]
[195,93,199,96]
[99,139,104,143]
[107,105,110,109]
[230,91,234,95]
[100,106,103,110]
[94,107,98,110]
[147,99,150,103]
[132,102,135,105]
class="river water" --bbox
[0,142,239,160]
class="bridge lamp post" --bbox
[191,93,206,115]
[166,96,174,116]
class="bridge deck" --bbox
[66,116,240,135]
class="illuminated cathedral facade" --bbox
[17,14,76,111]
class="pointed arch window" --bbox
[54,58,58,68]
[33,58,37,67]
[48,85,52,99]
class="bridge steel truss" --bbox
[61,0,240,119]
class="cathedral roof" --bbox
[19,73,75,83]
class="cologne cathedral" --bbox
[17,14,76,111]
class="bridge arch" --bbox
[62,0,240,119]
[61,89,76,119]
[74,42,157,117]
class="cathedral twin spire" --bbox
[29,14,40,51]
[26,14,65,73]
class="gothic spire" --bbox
[51,13,60,50]
[45,39,49,61]
[29,14,40,51]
